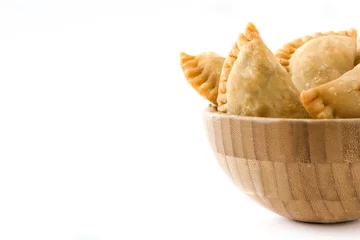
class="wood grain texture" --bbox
[203,107,360,223]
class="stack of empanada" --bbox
[180,22,360,119]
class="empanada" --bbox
[180,52,225,104]
[226,22,309,118]
[301,64,360,119]
[355,38,360,66]
[217,42,239,112]
[276,29,357,92]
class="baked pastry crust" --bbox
[301,64,360,119]
[226,22,309,118]
[180,52,225,104]
[276,29,357,92]
[216,42,239,112]
[355,38,360,66]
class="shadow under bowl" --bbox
[203,106,360,223]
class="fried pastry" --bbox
[355,38,360,66]
[217,42,239,112]
[301,64,360,119]
[226,22,309,118]
[180,52,225,105]
[276,29,357,92]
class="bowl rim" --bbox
[204,106,360,123]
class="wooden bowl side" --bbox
[203,108,360,223]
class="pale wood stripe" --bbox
[240,120,256,160]
[247,159,265,197]
[308,122,327,163]
[325,122,342,163]
[324,201,337,221]
[239,121,259,205]
[315,163,339,201]
[310,200,334,222]
[341,123,360,163]
[313,163,336,220]
[236,157,256,194]
[341,200,360,219]
[309,201,324,221]
[286,163,320,219]
[290,122,310,163]
[219,117,234,156]
[286,200,318,222]
[212,117,225,154]
[332,163,357,200]
[268,199,292,219]
[213,118,232,177]
[264,122,286,162]
[228,119,246,191]
[251,121,268,161]
[287,163,307,200]
[221,118,245,189]
[350,162,360,199]
[295,161,320,219]
[325,201,348,221]
[330,163,347,215]
[299,163,322,200]
[260,161,279,198]
[274,162,293,201]
[226,156,244,190]
[250,158,277,212]
[277,121,294,162]
[229,118,244,158]
[225,120,246,190]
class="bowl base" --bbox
[290,217,358,224]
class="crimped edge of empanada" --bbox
[300,89,334,119]
[180,51,224,105]
[217,22,260,112]
[180,52,198,78]
[276,28,358,72]
[216,42,239,112]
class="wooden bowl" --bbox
[203,106,360,223]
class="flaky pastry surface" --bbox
[276,29,357,92]
[226,22,309,118]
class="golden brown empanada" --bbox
[216,42,239,112]
[355,38,360,66]
[301,64,360,119]
[276,29,357,92]
[226,22,309,118]
[180,52,225,104]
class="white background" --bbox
[0,0,360,239]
